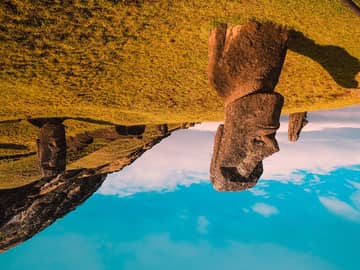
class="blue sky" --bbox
[1,106,360,270]
[1,165,360,270]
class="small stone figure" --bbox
[288,112,308,142]
[36,120,67,178]
[157,124,169,135]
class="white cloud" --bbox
[262,128,360,182]
[97,106,360,197]
[249,187,269,197]
[252,203,279,217]
[190,121,360,134]
[277,120,360,134]
[319,196,360,222]
[190,104,360,134]
[116,234,338,270]
[197,216,209,234]
[98,130,213,196]
[190,122,222,132]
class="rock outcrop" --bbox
[288,112,308,142]
[0,121,197,252]
[208,21,288,191]
[0,171,106,252]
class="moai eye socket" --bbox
[252,137,265,146]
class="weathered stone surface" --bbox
[36,121,66,178]
[0,172,106,252]
[208,21,289,105]
[210,93,283,191]
[208,21,288,191]
[288,112,308,142]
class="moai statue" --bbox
[288,112,308,142]
[36,120,66,177]
[208,21,288,191]
[157,124,169,136]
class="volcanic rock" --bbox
[288,112,308,142]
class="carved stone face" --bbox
[208,21,288,192]
[210,93,283,191]
[237,128,279,177]
[37,122,66,177]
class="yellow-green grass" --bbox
[0,122,183,189]
[0,0,360,125]
[0,118,113,157]
[0,120,38,156]
[68,124,177,170]
[0,155,40,189]
[0,119,113,188]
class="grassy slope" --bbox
[0,121,183,189]
[0,0,360,124]
[0,119,112,188]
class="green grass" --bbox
[68,125,167,171]
[0,0,359,125]
[1,0,360,186]
[0,121,183,189]
[0,118,111,189]
[0,120,38,155]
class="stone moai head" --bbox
[208,21,288,191]
[210,93,283,191]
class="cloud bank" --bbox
[98,106,360,197]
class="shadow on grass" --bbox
[288,30,360,88]
[70,117,117,126]
[0,143,28,150]
[27,117,117,127]
[0,152,36,161]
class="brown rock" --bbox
[0,122,190,252]
[288,112,308,142]
[36,121,66,177]
[210,93,283,191]
[0,171,106,252]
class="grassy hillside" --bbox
[0,0,360,124]
[0,119,113,188]
[0,120,186,189]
